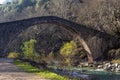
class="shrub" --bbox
[21,39,39,61]
[60,40,77,57]
[7,52,19,59]
[59,40,78,66]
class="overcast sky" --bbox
[0,0,12,4]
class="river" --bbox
[82,69,120,80]
[49,66,120,80]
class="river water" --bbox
[50,66,120,80]
[82,69,120,80]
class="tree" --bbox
[60,40,77,57]
[21,39,39,60]
[60,40,78,66]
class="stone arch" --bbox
[1,16,116,62]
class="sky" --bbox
[0,0,11,4]
[0,0,5,4]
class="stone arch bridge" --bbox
[0,16,118,62]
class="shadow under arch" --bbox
[36,16,94,62]
[50,24,94,62]
[13,22,94,62]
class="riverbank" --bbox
[12,58,120,80]
[47,62,120,80]
[13,60,68,80]
[79,60,120,72]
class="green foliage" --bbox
[60,40,78,66]
[14,60,67,80]
[60,40,77,57]
[21,39,39,60]
[7,52,19,59]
